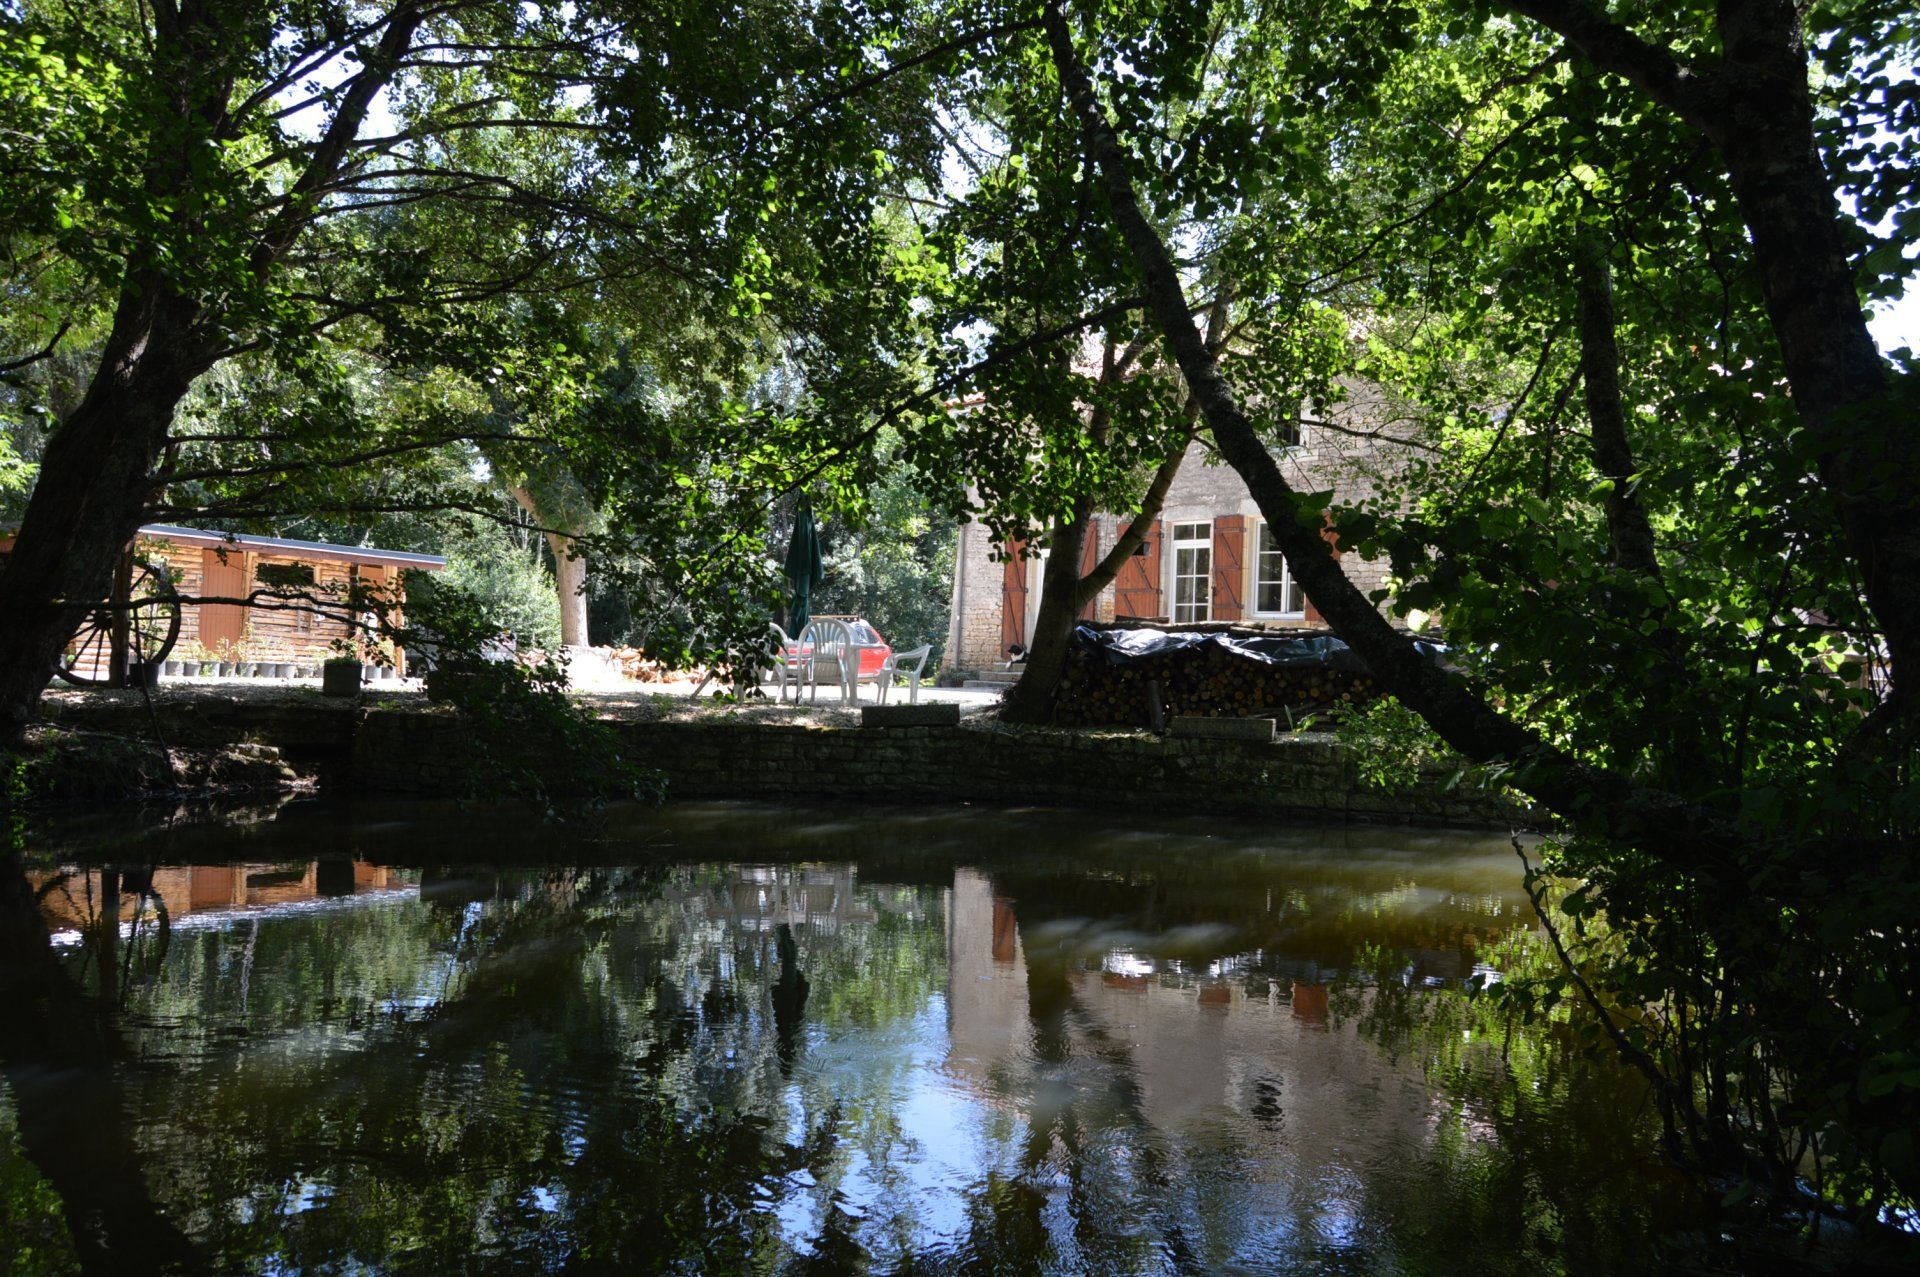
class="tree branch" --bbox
[1042,0,1750,870]
[1498,1,1721,132]
[0,321,72,376]
[248,2,428,273]
[788,19,1042,121]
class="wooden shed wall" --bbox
[141,538,384,665]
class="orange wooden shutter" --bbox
[1211,515,1246,621]
[199,550,249,652]
[1113,519,1162,620]
[1076,519,1103,621]
[1000,540,1028,652]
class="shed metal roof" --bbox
[138,524,447,569]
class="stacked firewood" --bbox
[1053,639,1379,728]
[605,645,706,683]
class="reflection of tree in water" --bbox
[1,813,1730,1275]
[1327,936,1707,1272]
[772,922,810,1075]
[0,855,203,1273]
[4,859,952,1271]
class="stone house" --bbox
[942,383,1415,673]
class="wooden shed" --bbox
[1,524,445,680]
[136,525,446,674]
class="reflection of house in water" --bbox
[708,865,878,934]
[945,869,1033,1080]
[32,861,403,935]
[941,867,1447,1199]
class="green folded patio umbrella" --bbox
[783,497,824,633]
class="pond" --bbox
[1,801,1715,1274]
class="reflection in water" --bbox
[1,802,1714,1274]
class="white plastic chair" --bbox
[767,622,805,701]
[877,645,933,704]
[796,618,856,704]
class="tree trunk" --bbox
[1042,0,1750,870]
[1000,509,1092,723]
[999,301,1218,725]
[0,288,206,747]
[1000,440,1191,723]
[549,532,590,648]
[1573,235,1661,578]
[1505,0,1919,705]
[1708,49,1916,702]
[509,487,591,648]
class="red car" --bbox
[818,616,892,678]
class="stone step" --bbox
[961,678,1017,691]
[966,669,1023,684]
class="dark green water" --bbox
[2,801,1711,1274]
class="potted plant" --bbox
[362,637,398,685]
[175,639,208,678]
[233,639,261,678]
[322,642,364,697]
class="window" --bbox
[1255,524,1305,616]
[255,562,315,588]
[1171,522,1211,623]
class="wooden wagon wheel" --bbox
[56,560,183,686]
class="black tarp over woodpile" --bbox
[1051,624,1438,728]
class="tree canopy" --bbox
[3,0,1918,1230]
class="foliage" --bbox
[1334,694,1455,792]
[398,574,663,814]
[873,0,1920,1226]
[413,522,563,652]
[0,1090,77,1277]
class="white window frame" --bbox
[1170,521,1212,624]
[1252,522,1306,619]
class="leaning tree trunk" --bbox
[1000,437,1190,723]
[0,5,422,751]
[1041,0,1755,871]
[0,287,206,748]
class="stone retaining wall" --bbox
[351,710,1524,828]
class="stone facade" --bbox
[942,381,1416,672]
